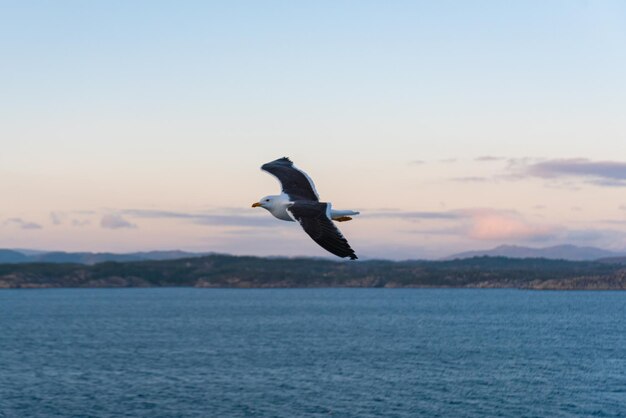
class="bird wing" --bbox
[288,201,357,260]
[261,157,319,201]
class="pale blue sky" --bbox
[2,1,626,258]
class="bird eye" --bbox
[265,199,270,202]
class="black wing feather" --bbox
[288,202,357,260]
[261,157,319,202]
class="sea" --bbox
[1,288,625,417]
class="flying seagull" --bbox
[252,157,360,260]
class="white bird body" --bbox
[256,193,360,223]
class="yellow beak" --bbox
[251,202,262,208]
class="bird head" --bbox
[251,195,276,210]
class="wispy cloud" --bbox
[4,218,43,230]
[450,176,489,183]
[100,214,136,229]
[405,226,463,236]
[122,209,279,228]
[49,210,96,227]
[475,156,505,162]
[71,219,91,227]
[590,179,626,187]
[366,210,460,220]
[409,157,503,166]
[518,158,626,187]
[443,157,626,188]
[50,212,65,225]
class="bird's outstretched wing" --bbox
[288,201,357,260]
[261,157,319,201]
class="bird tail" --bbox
[330,209,360,218]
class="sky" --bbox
[2,0,626,259]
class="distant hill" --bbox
[0,249,29,264]
[445,245,626,261]
[0,250,210,265]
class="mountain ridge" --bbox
[445,244,626,261]
[3,244,626,264]
[0,249,212,265]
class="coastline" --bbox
[1,254,625,290]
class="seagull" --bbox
[252,157,360,260]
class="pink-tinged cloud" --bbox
[460,209,557,241]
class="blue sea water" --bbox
[1,288,625,417]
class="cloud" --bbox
[475,156,505,162]
[71,219,91,227]
[519,158,626,186]
[123,209,198,219]
[458,209,558,241]
[408,157,506,166]
[73,210,97,215]
[590,179,626,187]
[100,214,136,229]
[366,210,460,220]
[404,212,626,253]
[122,209,279,228]
[368,208,556,241]
[450,176,489,183]
[601,219,626,225]
[405,226,463,236]
[50,212,65,225]
[4,218,43,230]
[49,210,96,227]
[373,208,558,242]
[409,156,626,188]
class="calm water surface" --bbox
[1,288,625,417]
